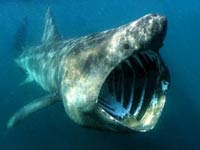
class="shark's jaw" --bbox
[97,50,170,132]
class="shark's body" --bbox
[8,8,170,132]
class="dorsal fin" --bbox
[42,7,61,43]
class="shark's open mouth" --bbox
[98,50,170,131]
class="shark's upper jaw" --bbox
[97,50,170,132]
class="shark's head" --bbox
[62,14,170,132]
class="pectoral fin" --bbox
[7,93,60,128]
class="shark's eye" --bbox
[123,43,130,49]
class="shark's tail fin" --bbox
[42,7,61,43]
[13,16,28,52]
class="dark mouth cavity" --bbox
[98,50,161,121]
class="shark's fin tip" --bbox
[42,7,61,43]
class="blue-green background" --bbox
[0,0,199,149]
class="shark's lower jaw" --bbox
[98,50,170,132]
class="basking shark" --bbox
[8,8,170,132]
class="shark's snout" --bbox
[115,14,168,53]
[147,14,167,51]
[152,14,167,35]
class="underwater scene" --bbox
[0,0,199,149]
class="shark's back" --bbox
[15,8,68,92]
[16,8,114,92]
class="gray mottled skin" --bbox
[8,8,169,132]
